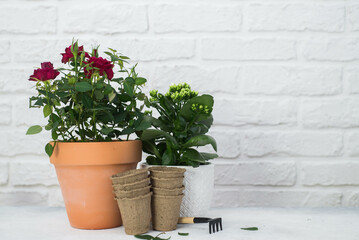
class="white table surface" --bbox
[0,207,358,240]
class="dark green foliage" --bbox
[141,83,218,167]
[27,41,150,157]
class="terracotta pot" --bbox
[50,140,142,230]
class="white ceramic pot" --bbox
[140,163,214,217]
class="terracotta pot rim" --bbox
[50,140,142,166]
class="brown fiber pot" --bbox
[50,140,142,230]
[114,186,151,199]
[152,194,184,231]
[113,177,150,191]
[151,186,184,196]
[151,176,184,188]
[111,169,148,185]
[149,167,186,178]
[116,192,152,235]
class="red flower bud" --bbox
[61,45,89,64]
[29,62,60,81]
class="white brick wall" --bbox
[0,0,358,208]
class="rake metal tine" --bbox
[220,218,223,230]
[209,222,212,234]
[216,221,220,232]
[212,222,216,233]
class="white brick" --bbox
[13,40,67,63]
[0,6,56,34]
[248,4,344,32]
[10,162,58,186]
[0,41,10,63]
[213,189,342,207]
[344,68,359,94]
[208,130,240,158]
[347,4,359,31]
[0,68,35,93]
[243,131,343,157]
[0,102,11,125]
[243,66,341,96]
[213,98,297,126]
[0,190,47,205]
[48,187,64,207]
[202,38,296,60]
[346,132,359,157]
[151,66,240,94]
[302,162,359,186]
[303,38,359,61]
[62,4,147,33]
[152,4,241,33]
[302,99,359,128]
[0,130,49,156]
[347,192,359,206]
[215,162,296,186]
[0,162,8,185]
[14,97,45,127]
[108,39,195,61]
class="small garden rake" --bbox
[178,217,223,234]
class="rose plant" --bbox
[27,41,150,156]
[140,83,218,167]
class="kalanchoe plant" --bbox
[27,40,150,157]
[140,83,218,167]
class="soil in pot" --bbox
[116,192,152,235]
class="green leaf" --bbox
[141,129,177,146]
[200,152,218,160]
[75,82,92,92]
[45,143,54,157]
[81,94,93,108]
[162,141,174,165]
[178,232,189,236]
[94,90,104,100]
[134,234,154,239]
[135,77,146,85]
[124,77,135,97]
[108,91,116,103]
[241,227,258,231]
[183,135,217,151]
[101,127,114,135]
[43,104,52,118]
[146,156,162,165]
[182,149,205,162]
[179,95,214,121]
[26,125,42,135]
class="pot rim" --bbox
[50,140,142,166]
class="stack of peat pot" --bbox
[149,167,186,231]
[111,169,151,235]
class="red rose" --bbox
[61,45,89,64]
[84,57,114,80]
[29,62,60,81]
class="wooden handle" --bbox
[178,217,194,224]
